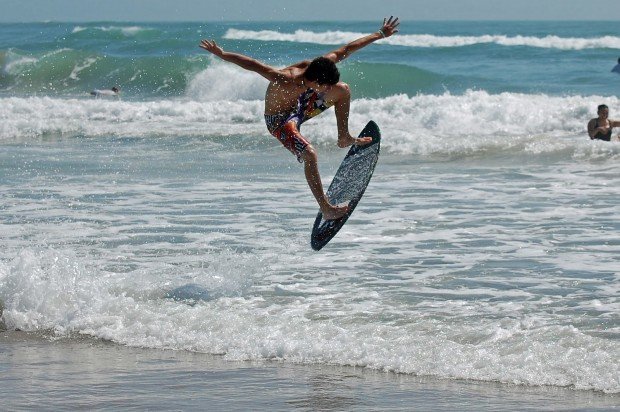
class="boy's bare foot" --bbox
[322,203,349,220]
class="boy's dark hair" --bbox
[598,104,608,112]
[304,57,340,85]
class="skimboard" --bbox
[311,120,381,251]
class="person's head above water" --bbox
[303,57,340,85]
[112,86,120,93]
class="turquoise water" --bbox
[0,21,619,396]
[1,21,619,98]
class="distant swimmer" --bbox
[90,86,120,98]
[587,104,620,141]
[612,57,620,74]
[199,17,399,220]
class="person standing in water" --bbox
[588,104,620,141]
[611,57,620,74]
[199,17,399,220]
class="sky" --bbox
[1,0,620,22]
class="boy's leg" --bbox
[277,121,348,220]
[301,145,348,220]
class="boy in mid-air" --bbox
[200,17,399,220]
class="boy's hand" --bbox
[199,39,224,56]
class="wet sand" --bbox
[0,330,617,411]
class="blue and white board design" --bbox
[311,121,381,251]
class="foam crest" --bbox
[1,92,618,159]
[0,249,109,333]
[186,58,269,101]
[224,28,360,45]
[291,91,620,157]
[72,25,150,36]
[0,96,267,139]
[224,29,620,50]
[386,34,620,50]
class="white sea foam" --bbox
[0,246,618,392]
[224,29,620,50]
[72,25,149,36]
[1,90,618,158]
[186,58,269,101]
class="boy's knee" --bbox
[302,145,318,162]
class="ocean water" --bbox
[0,20,619,398]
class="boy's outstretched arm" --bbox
[324,16,399,63]
[199,39,281,82]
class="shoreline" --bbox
[1,330,617,411]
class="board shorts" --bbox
[264,88,331,163]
